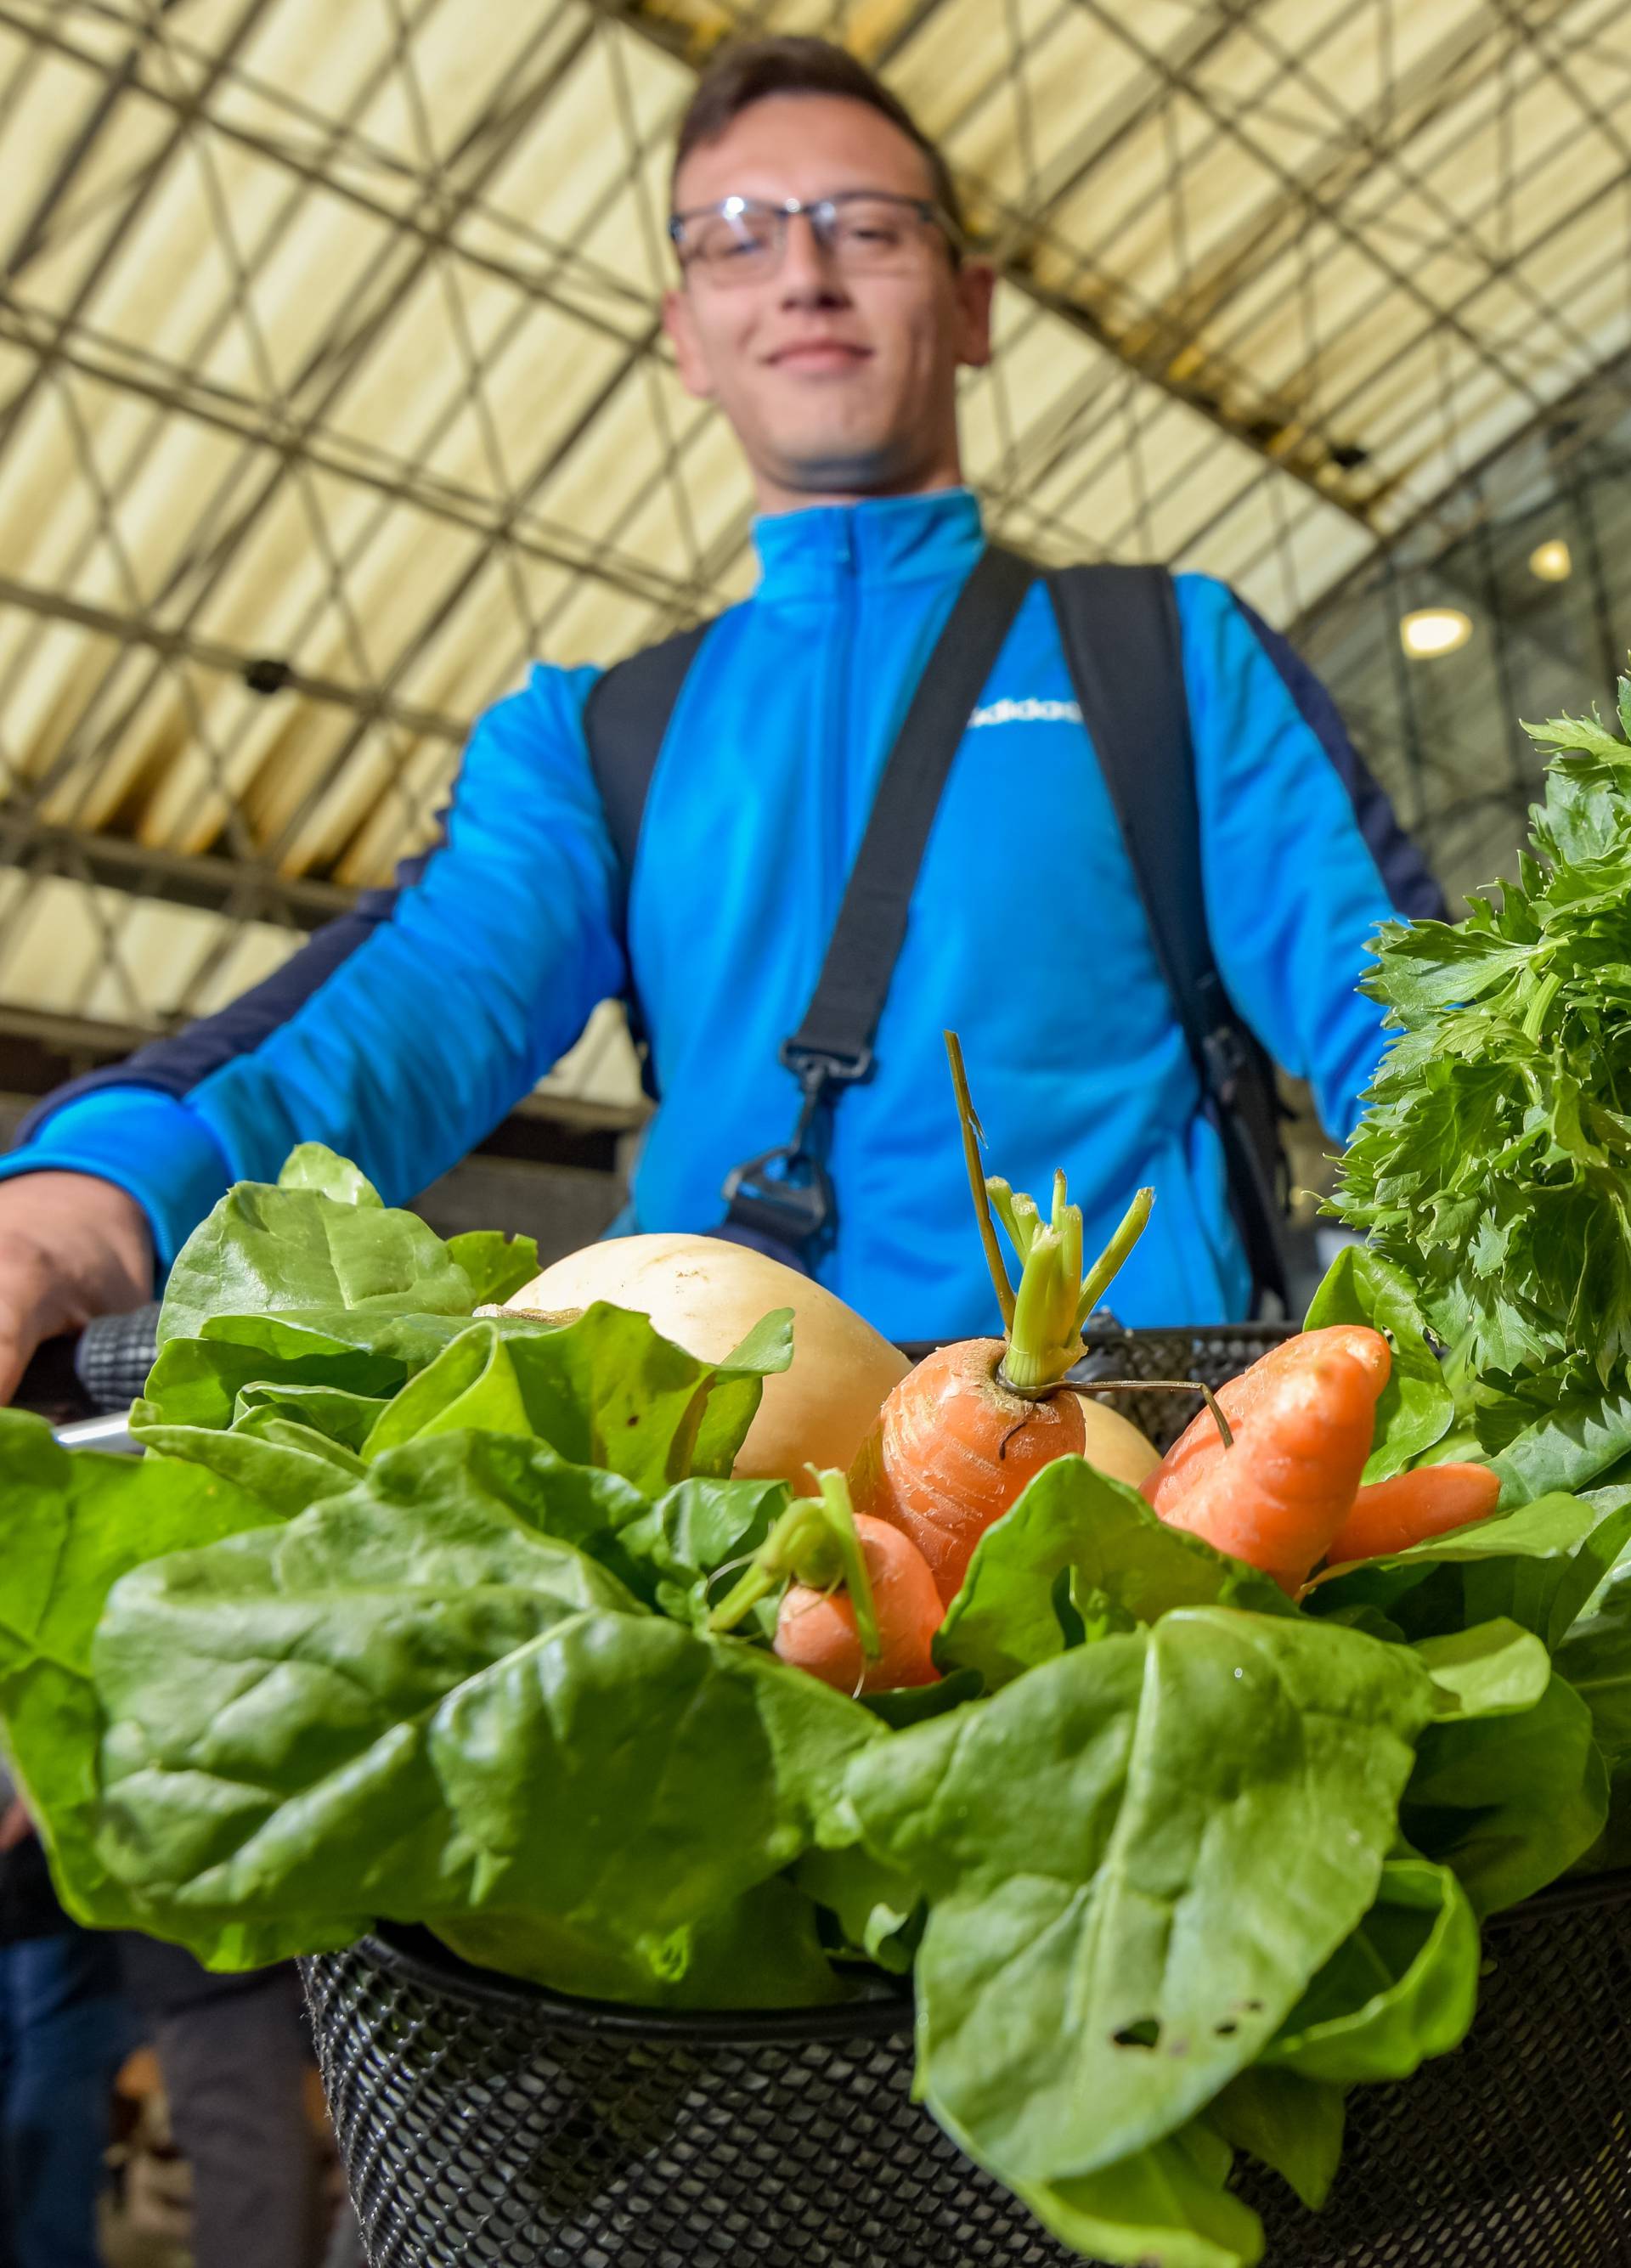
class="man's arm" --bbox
[0,661,626,1382]
[1175,574,1446,1141]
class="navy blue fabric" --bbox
[1237,597,1447,922]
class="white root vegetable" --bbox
[504,1233,911,1490]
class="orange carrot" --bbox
[845,1035,1160,1605]
[1140,1325,1391,1591]
[1323,1462,1500,1565]
[775,1513,942,1692]
[708,1470,942,1694]
[851,1338,1087,1603]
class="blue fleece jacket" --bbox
[3,489,1439,1339]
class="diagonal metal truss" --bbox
[1,0,1629,1094]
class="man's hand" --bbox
[0,1171,154,1404]
[0,1797,34,1852]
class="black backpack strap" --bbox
[721,544,1037,1263]
[581,618,713,875]
[1044,563,1291,1313]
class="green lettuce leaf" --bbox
[1413,1619,1552,1719]
[1302,1245,1453,1481]
[846,1607,1434,2185]
[934,1459,1289,1691]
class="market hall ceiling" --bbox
[2,0,1628,1103]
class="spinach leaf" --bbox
[847,1608,1433,2183]
[1413,1620,1551,1719]
[445,1229,541,1306]
[0,1413,270,1942]
[128,1419,364,1518]
[618,1475,791,1631]
[363,1308,786,1492]
[1401,1672,1607,1915]
[934,1459,1289,1692]
[1259,1856,1477,2083]
[1018,2123,1264,2268]
[158,1172,476,1346]
[1211,2068,1344,2213]
[1491,1392,1631,1508]
[89,1470,881,2000]
[1307,1489,1631,1650]
[1303,1246,1453,1481]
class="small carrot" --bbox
[849,1033,1159,1605]
[708,1470,941,1693]
[1140,1325,1392,1592]
[1323,1462,1501,1565]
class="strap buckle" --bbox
[777,1038,874,1090]
[720,1145,836,1248]
[1200,1022,1247,1106]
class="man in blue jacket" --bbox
[0,35,1440,1396]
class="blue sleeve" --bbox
[0,663,626,1266]
[1176,575,1445,1142]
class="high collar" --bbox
[751,487,985,602]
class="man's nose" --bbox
[777,212,848,302]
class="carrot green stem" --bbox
[945,1031,1015,1332]
[945,1041,1155,1400]
[707,1470,879,1658]
[1075,1188,1156,1329]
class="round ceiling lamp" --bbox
[1528,537,1572,582]
[1399,606,1473,659]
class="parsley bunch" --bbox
[1335,680,1631,1404]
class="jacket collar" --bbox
[751,487,985,602]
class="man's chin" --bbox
[768,437,928,499]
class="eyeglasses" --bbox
[667,191,962,284]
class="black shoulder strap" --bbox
[581,618,713,873]
[720,544,1036,1261]
[1044,562,1290,1312]
[782,543,1036,1076]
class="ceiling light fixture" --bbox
[1399,606,1473,659]
[1528,538,1572,583]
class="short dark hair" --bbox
[670,36,964,244]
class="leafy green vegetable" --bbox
[158,1154,477,1346]
[1490,1393,1631,1506]
[1303,1245,1453,1481]
[445,1229,541,1306]
[1259,1857,1477,2084]
[1400,1672,1607,1915]
[357,1309,786,1493]
[1018,2122,1265,2268]
[1412,1619,1551,1719]
[0,1413,272,1947]
[1334,685,1631,1409]
[89,1458,881,2000]
[934,1458,1289,1690]
[1307,1488,1631,1650]
[127,1418,364,1518]
[1211,2069,1344,2214]
[846,1608,1434,2184]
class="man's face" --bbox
[663,93,994,506]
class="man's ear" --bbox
[663,286,714,401]
[953,260,997,371]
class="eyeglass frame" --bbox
[666,189,966,279]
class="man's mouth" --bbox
[767,340,872,371]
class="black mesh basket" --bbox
[296,1323,1631,2265]
[303,1871,1631,2268]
